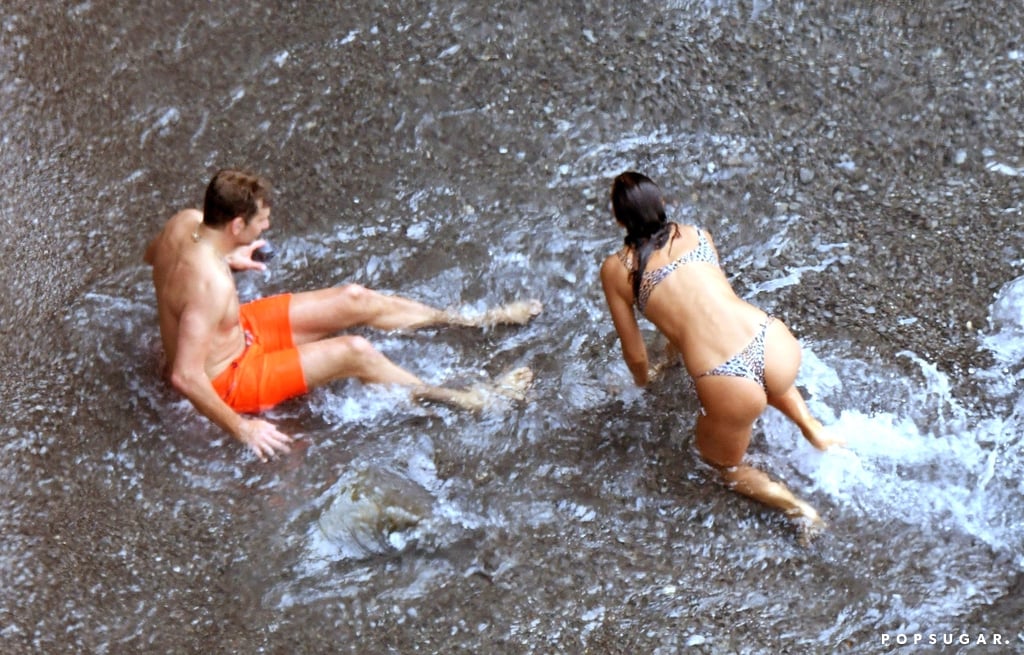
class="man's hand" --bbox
[236,417,293,462]
[225,239,268,272]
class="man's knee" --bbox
[319,335,386,380]
[333,334,378,360]
[335,283,373,305]
[699,448,743,471]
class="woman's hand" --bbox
[646,341,683,386]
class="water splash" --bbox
[316,465,437,560]
[761,286,1024,564]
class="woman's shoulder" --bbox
[607,245,636,271]
[672,221,710,234]
[601,247,634,278]
[677,223,718,246]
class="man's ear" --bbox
[229,216,246,236]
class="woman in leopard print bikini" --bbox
[600,171,844,541]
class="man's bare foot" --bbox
[411,385,486,412]
[803,418,846,451]
[489,366,533,402]
[786,499,827,546]
[410,367,533,412]
[450,300,543,327]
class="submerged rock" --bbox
[318,467,435,559]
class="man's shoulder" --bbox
[151,209,221,286]
[155,250,234,314]
[168,208,202,229]
[150,209,201,253]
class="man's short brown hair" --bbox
[203,169,273,227]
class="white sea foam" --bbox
[981,274,1024,367]
[761,280,1024,558]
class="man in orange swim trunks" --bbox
[145,169,541,461]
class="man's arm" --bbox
[171,304,293,461]
[143,228,163,265]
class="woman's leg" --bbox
[695,375,824,535]
[767,387,846,450]
[762,320,845,450]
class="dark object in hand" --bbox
[252,241,276,262]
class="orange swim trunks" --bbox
[210,294,309,413]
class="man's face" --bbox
[238,201,271,244]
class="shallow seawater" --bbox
[2,1,1023,654]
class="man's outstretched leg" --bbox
[289,284,542,343]
[412,365,534,411]
[298,334,531,412]
[443,299,544,329]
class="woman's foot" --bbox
[786,499,827,546]
[802,418,846,451]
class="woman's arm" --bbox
[601,256,650,386]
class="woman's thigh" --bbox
[693,375,766,466]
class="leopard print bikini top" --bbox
[617,224,720,313]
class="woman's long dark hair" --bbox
[611,171,673,301]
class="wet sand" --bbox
[1,1,1022,653]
